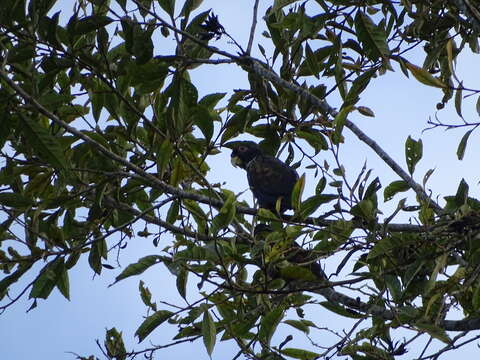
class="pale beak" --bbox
[231,156,243,168]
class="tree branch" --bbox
[245,56,443,213]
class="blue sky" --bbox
[2,1,480,359]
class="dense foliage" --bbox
[1,0,480,359]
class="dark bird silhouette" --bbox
[229,141,298,213]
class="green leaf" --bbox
[202,310,216,356]
[296,129,328,154]
[291,174,305,211]
[210,192,236,235]
[30,258,65,299]
[88,238,107,275]
[383,180,410,202]
[157,0,175,16]
[135,310,173,342]
[157,138,173,179]
[114,255,162,284]
[55,260,70,300]
[455,85,464,119]
[319,301,363,318]
[0,193,35,209]
[176,267,188,299]
[457,129,473,160]
[345,69,377,107]
[404,62,446,88]
[473,283,480,310]
[284,320,310,334]
[454,178,469,206]
[191,106,214,141]
[297,194,337,219]
[304,42,320,78]
[414,322,451,344]
[280,348,320,360]
[354,11,390,60]
[180,0,203,17]
[0,264,32,298]
[139,280,156,311]
[105,328,127,360]
[405,136,422,174]
[20,116,68,171]
[70,15,113,36]
[259,307,284,345]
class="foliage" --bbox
[1,0,480,359]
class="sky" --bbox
[2,1,480,359]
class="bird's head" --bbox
[227,141,263,169]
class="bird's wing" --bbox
[246,155,298,209]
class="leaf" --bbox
[210,192,236,236]
[0,264,32,298]
[20,116,68,171]
[88,238,108,275]
[259,307,284,345]
[454,178,469,205]
[30,258,66,299]
[113,255,162,284]
[0,193,35,209]
[291,174,306,211]
[414,322,451,344]
[70,15,113,36]
[457,129,473,160]
[284,320,311,334]
[297,194,337,219]
[180,0,203,17]
[280,348,320,360]
[405,136,422,174]
[304,42,320,78]
[345,69,377,107]
[319,301,363,318]
[191,106,214,141]
[176,267,188,299]
[135,310,173,343]
[383,180,410,202]
[202,310,216,356]
[455,84,464,119]
[296,129,328,154]
[354,11,390,60]
[157,138,173,178]
[404,62,446,88]
[473,283,480,310]
[157,0,175,16]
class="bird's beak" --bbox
[231,155,243,168]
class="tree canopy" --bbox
[2,0,480,359]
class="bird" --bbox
[229,141,299,213]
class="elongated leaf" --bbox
[405,136,422,174]
[210,192,236,235]
[384,180,409,202]
[202,310,216,356]
[354,11,389,60]
[455,85,464,119]
[135,310,173,343]
[280,348,320,360]
[259,307,284,345]
[297,194,337,219]
[457,129,473,160]
[20,116,68,171]
[113,255,162,284]
[291,174,306,211]
[30,258,65,299]
[405,62,446,88]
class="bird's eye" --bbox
[238,146,246,152]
